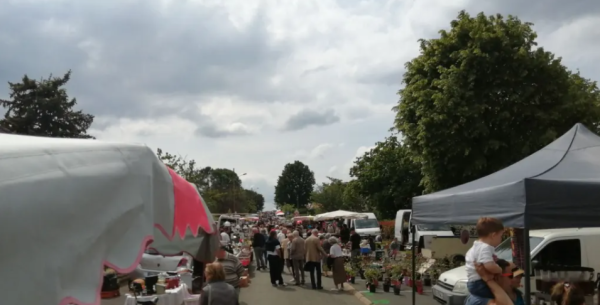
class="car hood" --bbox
[356,228,381,235]
[438,265,467,286]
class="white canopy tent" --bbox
[314,210,368,221]
[0,133,215,305]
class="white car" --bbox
[139,249,192,273]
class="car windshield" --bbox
[416,224,452,231]
[495,236,544,261]
[354,219,379,229]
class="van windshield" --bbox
[495,236,544,261]
[416,224,451,231]
[354,219,379,229]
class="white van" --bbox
[432,227,600,305]
[346,212,381,237]
[394,209,455,250]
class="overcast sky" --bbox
[1,0,599,210]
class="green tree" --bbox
[311,177,347,212]
[243,188,265,212]
[156,149,255,213]
[394,11,600,192]
[0,71,95,138]
[280,203,295,215]
[342,180,368,212]
[349,135,423,218]
[275,161,316,210]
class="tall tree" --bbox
[311,177,347,212]
[342,180,369,212]
[243,189,265,212]
[349,135,423,219]
[156,149,255,213]
[0,71,95,138]
[394,11,600,193]
[274,161,316,209]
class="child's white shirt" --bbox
[465,240,496,281]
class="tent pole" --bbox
[523,227,531,305]
[411,224,416,305]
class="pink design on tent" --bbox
[167,166,215,237]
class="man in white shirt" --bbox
[277,228,287,243]
[220,229,231,246]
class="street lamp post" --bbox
[231,168,246,213]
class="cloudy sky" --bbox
[1,0,599,210]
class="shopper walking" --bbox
[329,237,347,292]
[265,230,285,287]
[252,228,266,270]
[289,230,306,285]
[305,229,328,290]
[321,234,332,277]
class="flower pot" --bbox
[369,284,377,293]
[424,278,432,286]
[359,270,365,279]
[383,283,390,292]
[373,279,379,287]
[416,280,424,295]
[393,286,400,295]
[391,279,399,287]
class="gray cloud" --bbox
[0,1,290,120]
[195,123,251,139]
[283,109,340,131]
[301,65,333,77]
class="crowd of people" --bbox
[201,216,590,305]
[251,225,350,291]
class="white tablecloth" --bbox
[125,284,193,305]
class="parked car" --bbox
[139,249,192,273]
[432,227,600,305]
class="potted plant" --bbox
[364,268,381,293]
[415,272,424,294]
[383,277,391,292]
[423,272,432,286]
[345,263,357,284]
[389,263,403,295]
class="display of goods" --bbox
[535,265,595,295]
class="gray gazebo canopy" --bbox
[412,123,600,230]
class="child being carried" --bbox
[465,217,505,299]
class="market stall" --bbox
[0,133,215,305]
[314,210,368,221]
[410,123,600,305]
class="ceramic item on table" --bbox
[155,284,166,295]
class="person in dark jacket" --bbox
[340,224,350,244]
[265,230,285,287]
[252,228,267,270]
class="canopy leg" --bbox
[524,228,531,305]
[411,225,416,305]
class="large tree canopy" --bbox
[157,148,261,213]
[0,71,95,138]
[394,11,600,192]
[349,135,423,219]
[243,188,265,212]
[274,160,316,209]
[311,177,347,213]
